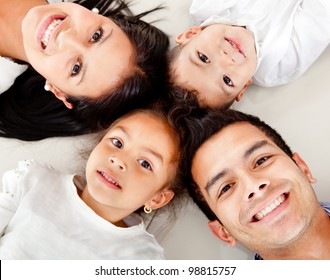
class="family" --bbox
[0,0,330,260]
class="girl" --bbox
[0,105,186,259]
[0,0,169,140]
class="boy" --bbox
[170,0,330,108]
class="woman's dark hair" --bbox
[0,0,169,141]
[179,107,293,222]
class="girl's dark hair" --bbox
[179,107,293,222]
[0,0,169,141]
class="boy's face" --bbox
[171,24,257,107]
[85,111,178,217]
[191,122,317,252]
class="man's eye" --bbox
[223,75,233,86]
[198,52,211,63]
[138,159,152,171]
[111,138,123,149]
[71,60,82,77]
[90,28,104,43]
[256,157,269,167]
[219,184,232,197]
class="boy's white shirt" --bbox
[190,0,330,87]
[0,160,165,259]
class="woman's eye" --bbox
[90,28,104,43]
[223,75,233,86]
[138,159,152,171]
[110,138,123,149]
[71,60,81,77]
[198,52,211,63]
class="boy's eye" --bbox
[71,60,82,77]
[110,138,123,149]
[197,52,211,63]
[223,75,233,86]
[138,159,152,171]
[90,28,104,43]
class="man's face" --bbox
[191,122,318,253]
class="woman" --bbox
[0,0,169,140]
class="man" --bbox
[182,108,330,259]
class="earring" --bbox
[144,205,152,214]
[44,83,50,91]
[92,7,99,14]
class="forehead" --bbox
[108,111,177,147]
[194,122,273,164]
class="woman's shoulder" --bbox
[0,57,28,94]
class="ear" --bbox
[208,220,237,247]
[292,152,317,184]
[235,79,252,102]
[46,81,74,109]
[175,26,203,45]
[147,189,175,210]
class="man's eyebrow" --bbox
[205,169,227,195]
[204,140,270,194]
[244,140,269,159]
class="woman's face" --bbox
[22,2,136,101]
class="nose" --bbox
[243,175,270,200]
[56,28,85,52]
[109,156,126,172]
[218,50,236,67]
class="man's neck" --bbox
[260,207,330,260]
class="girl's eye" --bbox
[223,75,233,86]
[71,60,82,77]
[198,52,211,63]
[138,159,152,171]
[110,138,123,149]
[90,28,104,43]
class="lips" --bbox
[253,193,287,221]
[38,16,65,49]
[98,171,122,189]
[225,38,246,57]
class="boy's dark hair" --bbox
[180,108,293,222]
[0,0,169,141]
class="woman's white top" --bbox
[190,0,330,86]
[0,160,165,259]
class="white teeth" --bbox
[100,171,120,187]
[41,19,62,49]
[254,194,285,221]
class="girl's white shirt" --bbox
[0,160,165,259]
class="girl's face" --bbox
[84,111,178,220]
[22,3,135,100]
